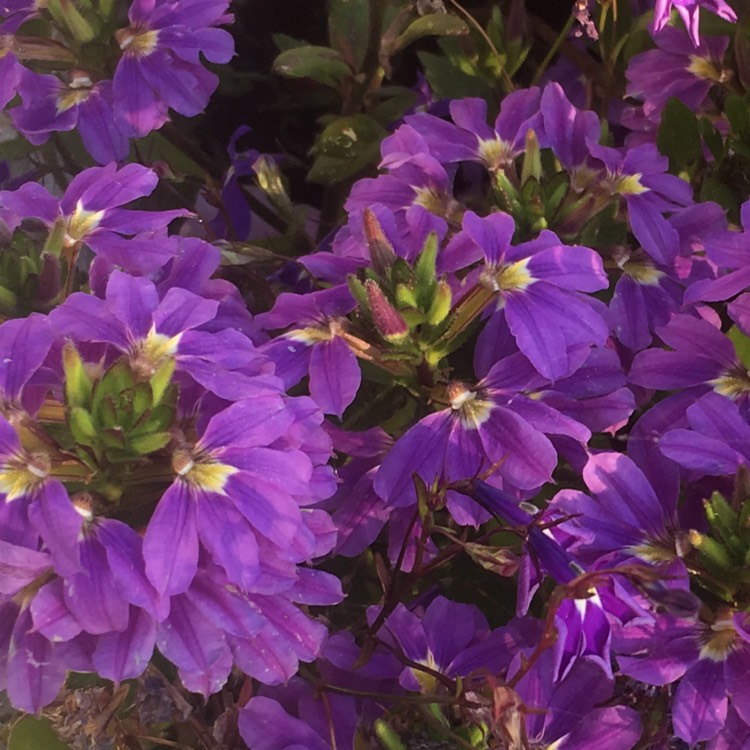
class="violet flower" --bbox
[653,0,736,47]
[113,0,235,136]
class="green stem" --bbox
[531,13,576,87]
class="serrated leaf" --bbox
[392,13,468,53]
[328,0,370,71]
[273,45,351,88]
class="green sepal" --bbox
[129,431,172,455]
[347,274,370,311]
[414,232,438,308]
[693,531,734,573]
[425,279,452,326]
[43,218,67,257]
[395,283,419,310]
[47,0,98,42]
[150,357,176,405]
[132,382,152,418]
[374,719,407,750]
[413,473,430,521]
[68,406,97,444]
[63,342,93,408]
[520,129,542,186]
[100,426,127,450]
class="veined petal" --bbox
[144,482,199,596]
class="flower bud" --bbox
[365,279,408,343]
[363,208,396,277]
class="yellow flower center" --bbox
[688,56,724,83]
[700,616,739,662]
[117,27,160,57]
[172,448,238,495]
[65,200,105,244]
[0,450,50,501]
[709,369,750,399]
[129,327,181,380]
[480,258,534,295]
[448,382,493,429]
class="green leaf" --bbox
[657,98,702,169]
[418,50,491,100]
[308,115,386,184]
[699,118,725,162]
[729,325,750,369]
[9,716,70,750]
[392,13,468,53]
[328,0,370,72]
[273,45,351,88]
[726,94,750,138]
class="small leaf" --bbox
[9,716,70,750]
[729,325,750,369]
[391,13,468,53]
[273,45,351,88]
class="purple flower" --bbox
[617,611,750,744]
[113,0,235,136]
[551,452,680,565]
[660,391,750,476]
[375,351,592,523]
[626,27,729,122]
[653,0,736,47]
[10,71,130,164]
[0,163,189,273]
[629,314,750,417]
[588,142,693,265]
[258,286,360,418]
[444,211,609,380]
[404,88,545,170]
[512,650,642,750]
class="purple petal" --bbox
[144,482,199,596]
[92,607,156,682]
[673,658,728,744]
[308,337,361,418]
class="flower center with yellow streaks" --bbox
[117,27,159,57]
[129,327,180,380]
[0,450,50,501]
[172,448,238,495]
[448,383,493,428]
[700,616,739,662]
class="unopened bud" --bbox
[363,208,396,277]
[365,280,408,343]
